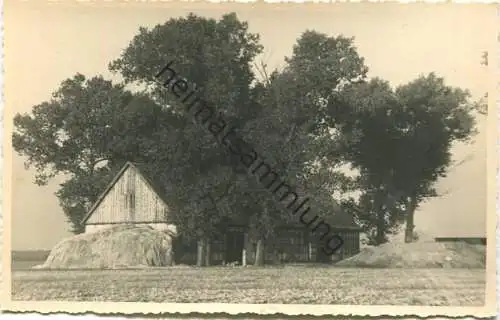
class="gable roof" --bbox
[284,202,362,231]
[285,185,362,231]
[323,200,362,231]
[221,185,362,231]
[81,162,362,231]
[81,161,171,225]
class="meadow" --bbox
[11,266,485,305]
[11,250,50,270]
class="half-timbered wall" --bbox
[337,230,360,259]
[263,228,310,263]
[173,227,360,265]
[86,166,169,225]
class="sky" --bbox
[5,2,494,250]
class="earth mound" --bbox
[39,224,174,269]
[336,241,486,268]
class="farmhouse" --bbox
[82,162,362,265]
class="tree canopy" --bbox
[13,12,479,262]
[334,74,477,244]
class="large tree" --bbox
[332,74,477,244]
[12,72,242,265]
[110,21,370,264]
[12,75,182,233]
[109,12,266,265]
[393,73,476,242]
[331,78,407,244]
[237,30,369,260]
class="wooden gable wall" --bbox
[86,165,169,225]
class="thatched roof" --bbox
[276,182,360,230]
[282,194,361,231]
[223,184,361,231]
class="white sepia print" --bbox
[2,1,497,317]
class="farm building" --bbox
[434,237,487,245]
[81,162,177,236]
[81,161,362,265]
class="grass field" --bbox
[11,250,50,270]
[11,266,485,305]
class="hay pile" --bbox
[336,241,486,268]
[39,224,174,269]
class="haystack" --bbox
[336,241,485,268]
[40,224,175,269]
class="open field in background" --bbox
[12,267,485,305]
[11,251,50,270]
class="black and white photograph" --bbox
[2,1,496,317]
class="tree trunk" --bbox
[374,194,386,245]
[404,197,418,243]
[242,233,247,266]
[204,240,211,266]
[196,238,206,267]
[375,210,386,245]
[254,238,265,266]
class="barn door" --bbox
[126,168,136,221]
[225,230,244,264]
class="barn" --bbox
[81,162,177,236]
[82,161,362,265]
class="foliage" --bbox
[108,14,266,263]
[13,11,479,260]
[393,73,476,242]
[12,75,168,233]
[334,74,477,244]
[242,31,369,237]
[108,18,369,262]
